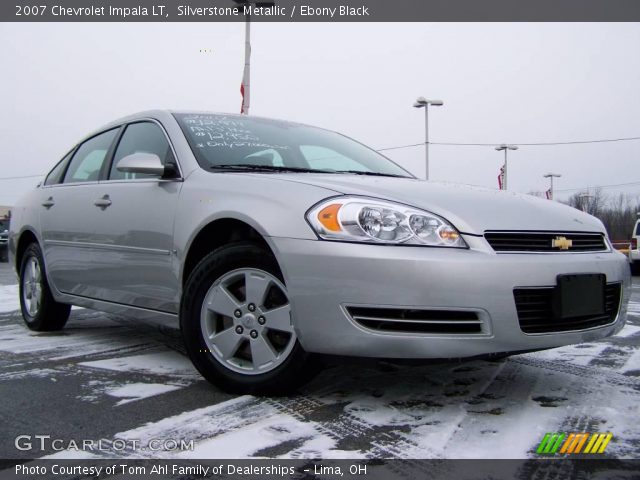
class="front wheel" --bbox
[181,242,319,395]
[19,243,70,331]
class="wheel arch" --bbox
[181,217,283,287]
[15,229,39,273]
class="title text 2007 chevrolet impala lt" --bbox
[8,111,631,393]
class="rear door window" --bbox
[63,129,119,183]
[44,151,74,186]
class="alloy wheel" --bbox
[200,268,296,375]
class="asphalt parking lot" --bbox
[1,261,639,460]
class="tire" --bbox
[19,243,70,331]
[181,242,319,395]
[632,261,640,276]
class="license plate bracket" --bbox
[552,274,605,319]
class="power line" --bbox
[376,136,640,151]
[377,142,425,152]
[0,174,43,181]
[554,181,640,193]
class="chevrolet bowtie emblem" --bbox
[552,236,573,250]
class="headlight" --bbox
[306,197,467,248]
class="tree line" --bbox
[528,190,639,242]
[564,190,639,242]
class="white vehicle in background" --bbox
[631,214,640,275]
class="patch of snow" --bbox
[179,415,323,459]
[0,367,59,381]
[627,301,640,315]
[80,350,199,379]
[0,284,19,312]
[0,321,149,358]
[620,349,640,374]
[107,382,183,406]
[618,323,640,338]
[530,342,610,366]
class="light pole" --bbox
[234,1,275,115]
[495,144,518,190]
[413,97,443,180]
[543,173,561,200]
[579,192,594,212]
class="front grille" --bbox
[485,232,607,253]
[514,283,621,334]
[346,307,484,334]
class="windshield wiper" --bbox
[332,170,410,178]
[210,164,329,174]
[210,164,410,178]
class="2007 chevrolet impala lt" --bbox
[8,111,631,393]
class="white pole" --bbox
[503,148,508,190]
[424,105,429,180]
[242,13,251,115]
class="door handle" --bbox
[94,195,112,209]
[41,197,55,209]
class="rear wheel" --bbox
[632,261,640,276]
[19,243,70,331]
[181,242,319,395]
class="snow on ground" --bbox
[0,316,153,358]
[0,284,19,312]
[106,383,184,406]
[0,284,82,313]
[2,277,640,460]
[80,351,199,379]
[627,300,640,315]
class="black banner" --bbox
[1,459,640,480]
[3,0,640,22]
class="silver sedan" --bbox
[8,110,631,394]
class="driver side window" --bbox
[109,122,174,180]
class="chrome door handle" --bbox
[94,195,112,209]
[41,197,55,208]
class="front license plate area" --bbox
[552,274,605,319]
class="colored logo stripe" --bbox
[536,433,565,454]
[538,432,612,455]
[584,433,613,454]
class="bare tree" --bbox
[567,188,606,217]
[565,191,640,241]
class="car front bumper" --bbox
[271,236,631,359]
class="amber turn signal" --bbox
[317,203,342,232]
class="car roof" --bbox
[95,109,312,133]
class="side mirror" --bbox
[116,153,165,177]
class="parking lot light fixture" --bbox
[543,173,562,200]
[413,97,444,181]
[495,144,518,190]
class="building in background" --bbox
[0,205,11,219]
[0,205,10,262]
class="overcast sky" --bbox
[1,22,639,205]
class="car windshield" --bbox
[174,113,412,177]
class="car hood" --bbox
[267,174,605,235]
